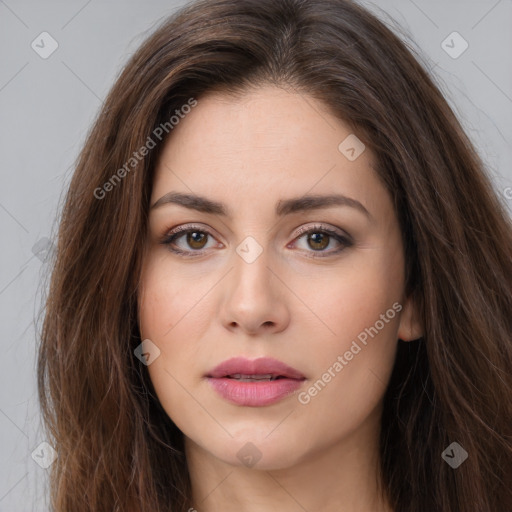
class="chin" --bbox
[202,431,307,471]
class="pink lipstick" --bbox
[206,357,306,406]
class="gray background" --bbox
[1,0,511,510]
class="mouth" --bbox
[206,356,305,380]
[223,374,289,381]
[205,357,306,406]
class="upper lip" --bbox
[207,357,305,380]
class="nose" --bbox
[218,242,290,335]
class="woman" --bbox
[37,0,512,510]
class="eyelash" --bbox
[159,223,353,259]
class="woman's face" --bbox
[138,85,421,470]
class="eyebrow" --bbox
[150,191,372,219]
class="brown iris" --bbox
[187,231,208,249]
[307,232,329,251]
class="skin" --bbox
[138,85,423,512]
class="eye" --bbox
[289,224,353,258]
[160,224,222,257]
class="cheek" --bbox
[138,255,219,381]
[138,258,207,421]
[301,321,397,443]
[299,245,404,347]
[138,260,194,390]
[138,254,210,340]
[293,248,403,424]
[303,271,400,381]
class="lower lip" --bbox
[206,377,304,406]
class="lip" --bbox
[207,357,305,380]
[206,357,306,407]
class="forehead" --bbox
[158,85,371,161]
[151,86,384,216]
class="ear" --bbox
[397,294,423,342]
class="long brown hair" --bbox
[37,0,512,510]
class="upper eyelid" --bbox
[294,223,350,239]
